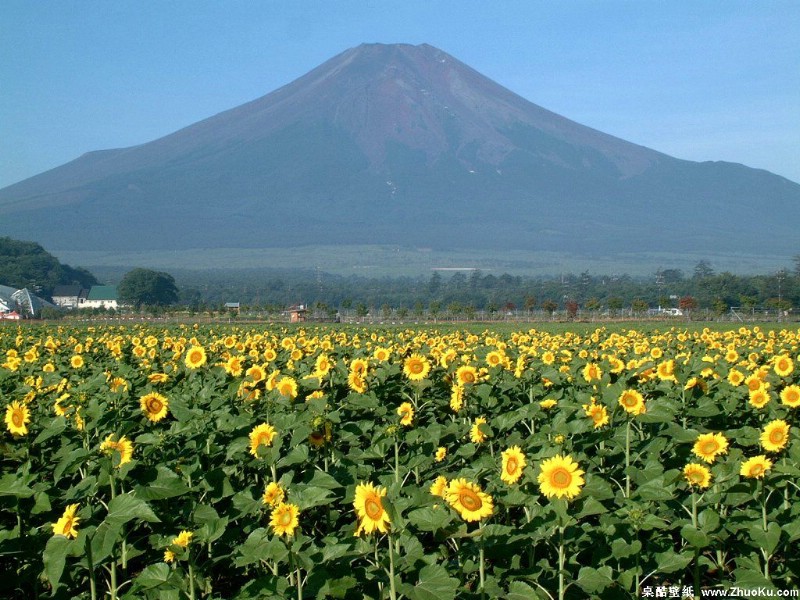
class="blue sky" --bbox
[2,1,798,187]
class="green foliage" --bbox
[118,268,179,307]
[0,236,97,297]
[2,323,799,599]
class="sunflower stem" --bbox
[692,491,700,600]
[388,533,397,600]
[188,551,196,600]
[761,480,770,580]
[87,537,97,600]
[625,419,631,498]
[394,441,400,484]
[557,524,565,600]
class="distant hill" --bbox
[0,42,798,262]
[0,237,98,298]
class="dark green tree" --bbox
[118,268,179,307]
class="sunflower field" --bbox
[2,323,799,599]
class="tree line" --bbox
[172,260,800,318]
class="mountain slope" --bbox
[1,42,798,257]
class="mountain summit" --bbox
[1,43,798,257]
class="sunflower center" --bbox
[147,398,163,413]
[459,489,482,511]
[409,361,423,374]
[689,471,703,483]
[622,395,635,407]
[701,441,718,455]
[365,497,383,520]
[769,430,785,444]
[278,510,293,526]
[12,412,23,427]
[751,465,765,476]
[551,468,572,488]
[506,457,518,475]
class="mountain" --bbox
[1,42,798,261]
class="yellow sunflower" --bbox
[618,389,646,415]
[582,362,602,383]
[435,446,447,462]
[172,530,193,548]
[740,455,773,479]
[397,402,414,426]
[184,345,207,369]
[760,420,790,453]
[450,385,465,412]
[373,347,391,362]
[455,365,479,385]
[262,482,285,506]
[347,371,367,394]
[314,354,333,377]
[470,417,488,444]
[780,384,800,408]
[748,387,771,409]
[656,359,677,382]
[140,392,169,422]
[270,502,300,537]
[276,376,298,400]
[403,354,431,381]
[5,401,30,436]
[52,504,80,538]
[246,364,266,383]
[537,454,585,500]
[692,432,729,464]
[429,476,448,498]
[99,434,134,467]
[774,354,794,377]
[249,423,277,457]
[353,482,390,535]
[727,368,745,386]
[445,478,494,522]
[500,446,526,485]
[582,399,609,429]
[70,355,84,369]
[683,463,712,489]
[485,350,506,369]
[539,398,557,410]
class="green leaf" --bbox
[636,478,674,501]
[732,567,779,592]
[575,566,614,593]
[403,564,459,600]
[292,485,335,510]
[698,508,720,533]
[654,550,693,573]
[106,493,160,526]
[306,469,344,489]
[749,522,781,555]
[681,525,710,548]
[408,507,453,532]
[611,538,641,559]
[43,535,71,588]
[90,521,122,565]
[576,497,607,519]
[505,581,540,600]
[235,528,289,567]
[133,562,173,590]
[0,474,34,498]
[134,467,189,500]
[277,444,309,468]
[581,475,614,501]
